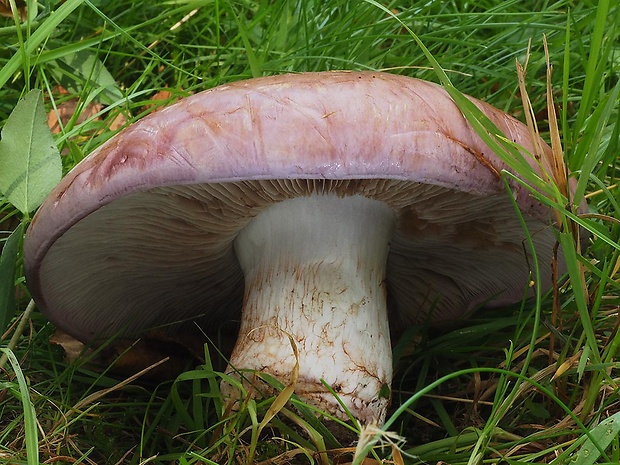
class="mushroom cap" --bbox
[24,71,572,343]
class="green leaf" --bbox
[50,49,123,105]
[570,412,620,465]
[0,89,62,214]
[0,223,23,333]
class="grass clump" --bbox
[1,0,619,463]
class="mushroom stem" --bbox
[224,193,396,424]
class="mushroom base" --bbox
[223,194,396,425]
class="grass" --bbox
[1,0,619,463]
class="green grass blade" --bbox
[226,1,263,78]
[559,231,600,367]
[1,347,40,465]
[573,0,611,134]
[561,9,572,152]
[0,0,86,89]
[572,79,620,203]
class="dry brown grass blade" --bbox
[257,329,299,431]
[498,334,552,368]
[352,423,406,465]
[544,36,589,311]
[125,7,200,69]
[338,460,382,465]
[612,254,620,279]
[421,393,494,407]
[586,183,618,199]
[255,447,312,465]
[517,37,591,373]
[69,357,169,414]
[515,40,547,168]
[552,351,582,381]
[543,35,569,200]
[516,38,567,230]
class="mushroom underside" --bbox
[34,178,557,422]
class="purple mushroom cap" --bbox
[24,71,579,423]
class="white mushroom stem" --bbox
[224,194,396,424]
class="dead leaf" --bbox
[47,86,129,155]
[47,99,103,135]
[391,445,404,465]
[50,329,87,363]
[142,88,183,113]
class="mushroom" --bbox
[24,71,578,425]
